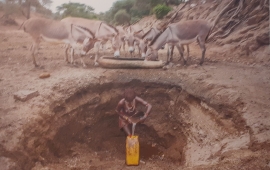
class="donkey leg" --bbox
[197,37,206,65]
[123,41,127,57]
[180,45,189,64]
[70,48,75,64]
[31,41,39,67]
[170,45,174,62]
[101,42,106,55]
[94,42,100,66]
[186,45,190,60]
[79,54,86,67]
[176,44,186,65]
[166,46,170,64]
[137,44,141,57]
[166,45,174,64]
[65,44,70,63]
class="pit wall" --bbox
[14,81,249,169]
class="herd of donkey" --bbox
[20,10,218,68]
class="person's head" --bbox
[124,88,136,102]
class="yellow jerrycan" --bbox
[126,135,139,165]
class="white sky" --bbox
[49,0,118,13]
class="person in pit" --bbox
[115,88,152,136]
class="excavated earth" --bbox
[0,27,269,170]
[0,0,270,168]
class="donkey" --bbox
[61,17,121,66]
[115,25,128,56]
[137,27,188,62]
[123,24,145,57]
[146,20,212,65]
[137,27,162,58]
[21,17,96,67]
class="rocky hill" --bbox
[137,0,269,66]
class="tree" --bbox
[40,0,51,7]
[56,3,97,19]
[103,0,134,24]
[153,4,171,19]
[114,9,130,25]
[20,0,52,19]
[131,0,151,17]
[101,0,181,25]
[150,0,164,7]
[2,0,21,17]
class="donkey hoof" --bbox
[183,61,187,65]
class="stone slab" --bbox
[14,90,39,102]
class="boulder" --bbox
[39,72,50,79]
[14,90,39,102]
[256,32,269,45]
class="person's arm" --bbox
[135,96,152,121]
[115,99,132,122]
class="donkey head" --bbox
[124,34,136,54]
[145,46,158,61]
[138,28,161,58]
[123,26,143,54]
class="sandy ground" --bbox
[0,25,270,170]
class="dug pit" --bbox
[4,80,248,169]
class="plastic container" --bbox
[126,135,139,165]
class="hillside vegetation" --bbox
[136,0,269,65]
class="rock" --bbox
[163,62,174,70]
[189,64,198,68]
[163,66,168,70]
[159,154,165,160]
[256,32,269,45]
[249,44,260,51]
[140,160,146,164]
[14,90,39,102]
[209,66,217,69]
[39,72,50,79]
[190,3,197,7]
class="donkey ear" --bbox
[134,29,143,35]
[134,36,141,42]
[121,35,126,41]
[148,46,153,50]
[83,37,90,45]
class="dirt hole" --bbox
[12,80,222,169]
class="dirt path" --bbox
[0,29,269,170]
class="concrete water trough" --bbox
[98,56,165,69]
